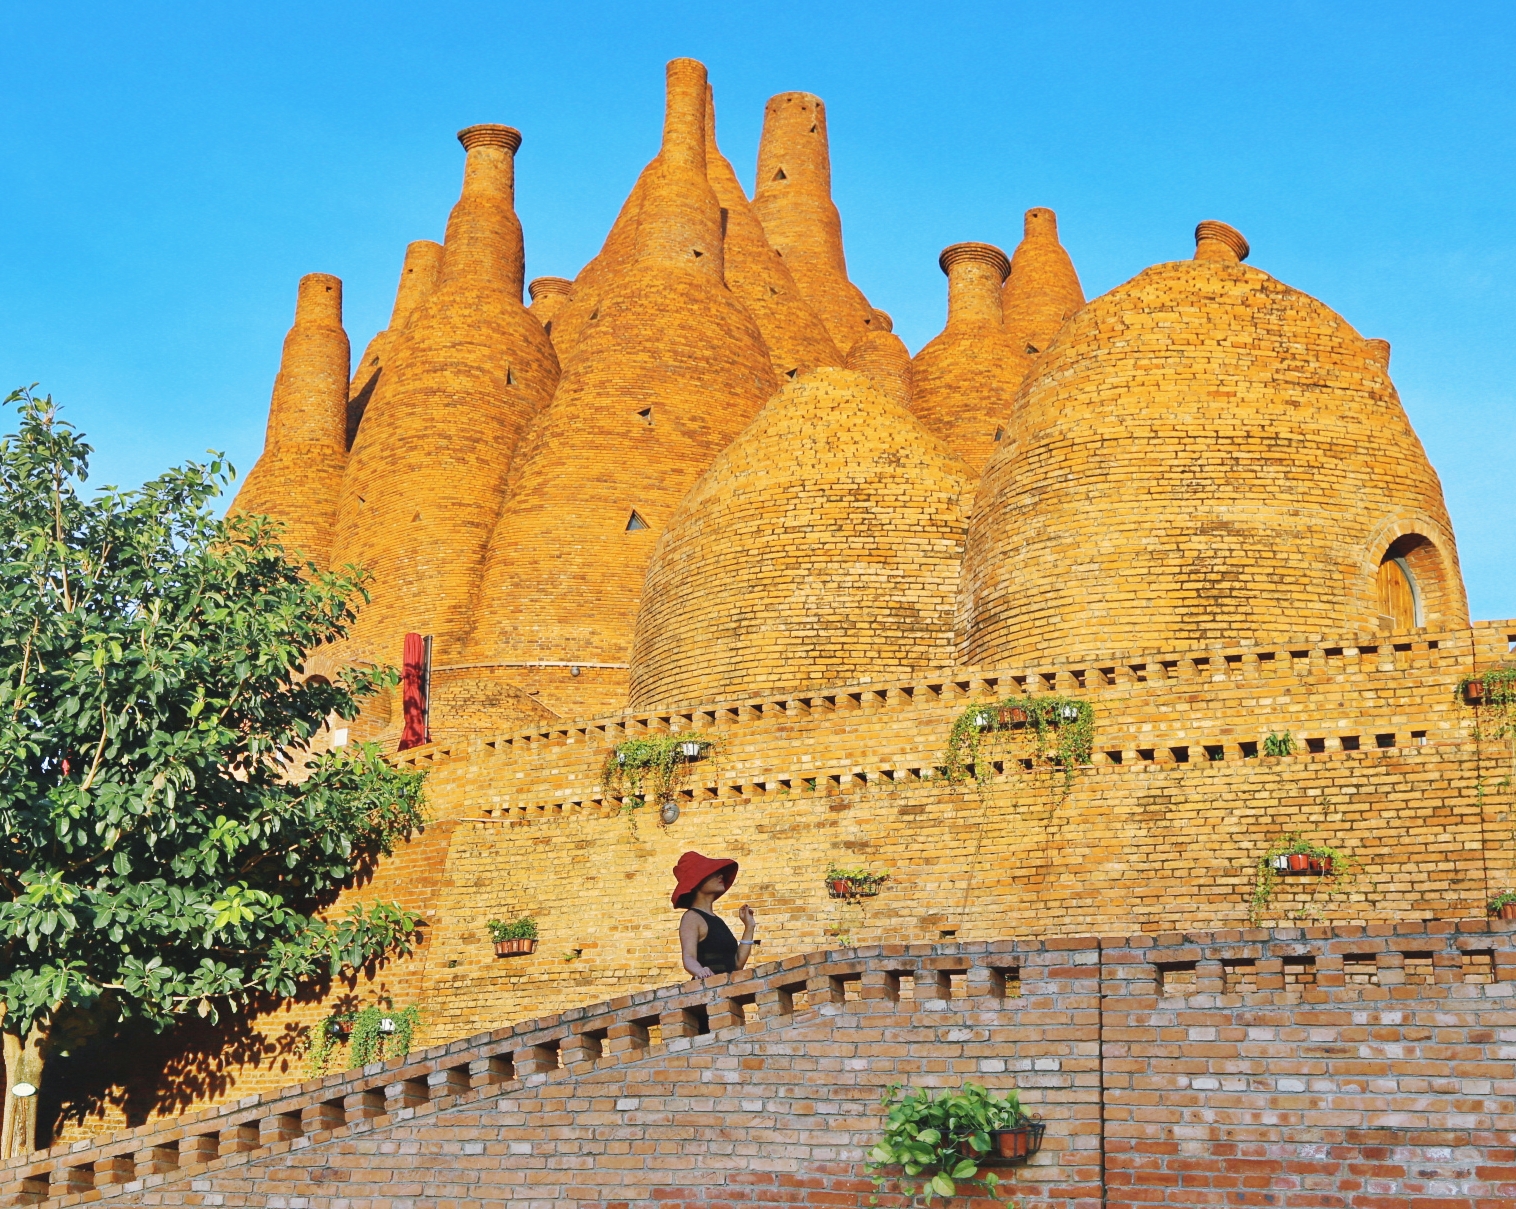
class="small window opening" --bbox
[1306,737,1326,753]
[786,368,798,379]
[1137,748,1155,762]
[1104,750,1123,764]
[1204,745,1224,762]
[1170,746,1190,763]
[1025,344,1038,355]
[809,124,818,133]
[719,208,729,236]
[411,510,422,522]
[637,407,653,426]
[506,367,516,386]
[626,510,650,532]
[1340,735,1361,751]
[543,320,553,336]
[1411,730,1427,745]
[692,248,704,258]
[1239,740,1259,759]
[589,308,599,321]
[994,427,1004,441]
[1375,733,1396,749]
[773,167,787,181]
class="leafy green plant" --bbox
[601,733,714,811]
[825,866,889,898]
[1462,666,1516,796]
[943,695,1094,793]
[487,916,538,942]
[304,1002,420,1077]
[1488,890,1516,915]
[866,1082,1028,1204]
[1249,833,1359,925]
[0,389,427,1156]
[1262,731,1295,756]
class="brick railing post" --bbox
[560,1032,603,1067]
[427,1067,470,1100]
[755,986,794,1020]
[469,1056,513,1087]
[179,1135,219,1165]
[133,1145,179,1176]
[1256,958,1284,991]
[52,1168,92,1196]
[384,1078,428,1114]
[301,1102,345,1135]
[218,1124,259,1154]
[1196,960,1224,993]
[343,1090,386,1121]
[513,1043,560,1078]
[914,970,950,1001]
[93,1156,134,1186]
[0,1172,49,1206]
[964,966,1005,1000]
[861,969,901,1004]
[259,1112,301,1146]
[659,1007,702,1038]
[707,998,746,1031]
[606,1020,650,1056]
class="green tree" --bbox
[0,389,426,1157]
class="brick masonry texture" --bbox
[178,55,1516,1201]
[7,924,1514,1209]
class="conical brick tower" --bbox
[1001,207,1084,358]
[346,239,444,447]
[327,124,560,690]
[961,221,1468,667]
[629,330,969,708]
[704,84,841,377]
[752,92,876,353]
[460,58,778,721]
[230,272,350,567]
[545,171,652,361]
[910,242,1028,475]
[527,276,573,338]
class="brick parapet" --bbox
[8,921,1515,1206]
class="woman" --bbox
[671,850,757,978]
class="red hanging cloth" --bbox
[398,632,429,750]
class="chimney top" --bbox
[457,124,522,153]
[866,309,894,333]
[938,242,1012,282]
[1024,208,1060,237]
[1365,338,1391,366]
[528,277,573,301]
[1193,220,1249,263]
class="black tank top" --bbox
[692,908,739,974]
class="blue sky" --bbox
[2,1,1512,618]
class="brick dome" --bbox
[327,123,560,676]
[629,336,970,708]
[910,241,1028,475]
[231,273,349,567]
[752,92,875,353]
[960,225,1469,667]
[461,59,777,719]
[1001,208,1084,358]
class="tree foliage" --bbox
[0,388,425,1153]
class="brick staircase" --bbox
[5,922,1516,1208]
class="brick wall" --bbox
[7,923,1513,1207]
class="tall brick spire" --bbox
[460,58,777,721]
[1001,208,1085,358]
[230,272,350,567]
[910,242,1027,476]
[346,239,443,447]
[961,223,1468,667]
[629,334,969,708]
[752,92,876,353]
[327,123,559,688]
[704,83,842,377]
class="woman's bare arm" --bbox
[679,909,713,979]
[733,903,757,970]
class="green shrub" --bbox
[867,1082,1028,1203]
[487,916,539,942]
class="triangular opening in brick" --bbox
[412,510,422,522]
[637,407,653,426]
[786,368,799,379]
[994,427,1004,442]
[773,167,787,181]
[626,510,650,532]
[1025,344,1039,355]
[506,367,516,386]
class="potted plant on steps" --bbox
[489,916,539,956]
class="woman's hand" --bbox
[738,903,756,934]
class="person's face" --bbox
[698,871,728,896]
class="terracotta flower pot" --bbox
[1464,680,1486,704]
[1287,853,1309,872]
[1305,856,1324,874]
[1497,903,1516,921]
[493,938,537,957]
[989,1122,1046,1162]
[999,706,1029,726]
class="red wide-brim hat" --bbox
[671,850,739,909]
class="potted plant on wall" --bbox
[489,915,539,956]
[1488,891,1516,922]
[867,1082,1042,1204]
[826,865,889,900]
[1250,833,1357,925]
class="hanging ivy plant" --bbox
[601,732,715,812]
[304,1002,421,1077]
[866,1082,1027,1204]
[943,695,1094,792]
[1461,665,1516,793]
[1248,833,1359,925]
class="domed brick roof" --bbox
[629,334,970,709]
[752,92,875,354]
[960,222,1468,667]
[327,123,560,673]
[461,59,777,719]
[910,241,1029,475]
[1001,207,1084,358]
[231,273,349,568]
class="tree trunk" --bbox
[1,1020,47,1159]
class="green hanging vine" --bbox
[943,695,1095,794]
[601,732,716,812]
[1248,833,1360,925]
[1461,665,1516,798]
[303,1002,422,1078]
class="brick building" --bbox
[25,55,1512,1204]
